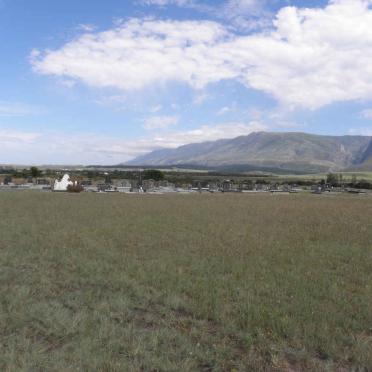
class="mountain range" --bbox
[126,132,372,173]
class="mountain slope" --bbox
[126,132,372,173]
[350,138,372,171]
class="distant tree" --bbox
[339,173,343,186]
[143,169,165,181]
[86,171,97,179]
[112,170,122,179]
[105,174,112,184]
[30,166,41,178]
[3,176,12,185]
[326,173,339,187]
[20,168,29,178]
[44,169,56,177]
[354,180,372,190]
[351,174,357,185]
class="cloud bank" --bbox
[139,0,269,30]
[31,0,372,110]
[0,121,265,164]
[143,115,179,130]
[0,101,45,117]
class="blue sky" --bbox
[1,0,372,164]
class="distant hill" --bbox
[126,132,372,173]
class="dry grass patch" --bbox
[0,191,371,371]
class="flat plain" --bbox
[0,191,371,371]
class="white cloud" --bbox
[143,115,179,129]
[0,101,45,117]
[31,19,230,91]
[275,120,306,129]
[349,127,372,136]
[217,102,238,116]
[223,0,262,14]
[0,121,266,164]
[360,109,372,120]
[95,94,127,106]
[220,0,271,30]
[59,79,76,88]
[217,106,231,116]
[193,92,211,105]
[137,0,212,12]
[139,0,268,30]
[154,121,266,147]
[31,0,372,110]
[139,0,194,6]
[247,107,264,121]
[0,129,41,143]
[149,104,163,113]
[77,24,96,32]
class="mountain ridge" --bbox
[126,132,372,173]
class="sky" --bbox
[2,0,372,164]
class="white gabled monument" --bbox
[53,174,73,191]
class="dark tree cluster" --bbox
[143,169,165,181]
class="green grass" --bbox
[0,191,371,371]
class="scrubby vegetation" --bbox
[66,183,84,193]
[0,192,371,370]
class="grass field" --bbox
[0,192,371,371]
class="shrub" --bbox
[143,169,165,181]
[67,183,84,193]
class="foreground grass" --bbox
[0,192,371,371]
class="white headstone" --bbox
[54,174,73,191]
